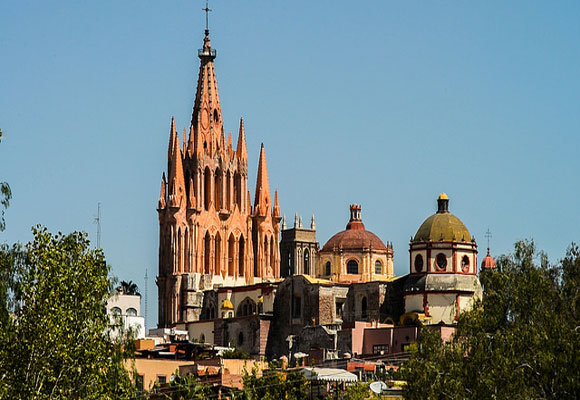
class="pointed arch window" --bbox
[204,167,211,211]
[304,249,310,275]
[238,236,245,276]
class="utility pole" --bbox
[144,269,149,330]
[94,202,101,248]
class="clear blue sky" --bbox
[1,1,579,328]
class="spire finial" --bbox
[203,0,212,34]
[485,228,492,254]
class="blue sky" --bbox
[1,1,579,328]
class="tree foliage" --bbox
[117,280,140,296]
[400,240,580,399]
[0,226,137,399]
[239,363,309,400]
[161,374,213,399]
[0,129,11,232]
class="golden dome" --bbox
[413,194,472,242]
[221,299,234,310]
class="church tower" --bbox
[157,27,281,327]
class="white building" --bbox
[106,293,146,339]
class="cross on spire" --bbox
[202,0,212,33]
[485,228,492,250]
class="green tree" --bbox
[400,240,580,399]
[0,226,137,399]
[117,280,140,296]
[161,374,213,399]
[0,129,12,232]
[342,382,370,400]
[240,363,309,400]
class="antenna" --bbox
[144,268,149,331]
[94,202,101,248]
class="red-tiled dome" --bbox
[321,204,387,252]
[481,248,496,269]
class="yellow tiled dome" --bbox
[221,299,234,310]
[413,194,472,242]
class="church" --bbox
[156,27,281,327]
[154,21,493,361]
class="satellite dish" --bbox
[369,381,387,394]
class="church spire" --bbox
[236,117,248,161]
[254,143,272,217]
[158,173,167,209]
[273,189,281,219]
[190,21,222,158]
[168,127,186,208]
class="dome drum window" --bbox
[435,253,447,271]
[461,255,470,272]
[325,261,331,276]
[414,254,424,272]
[374,260,382,274]
[347,259,359,274]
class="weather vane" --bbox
[202,0,212,32]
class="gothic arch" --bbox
[228,233,236,277]
[204,231,211,274]
[225,170,231,211]
[204,166,211,211]
[215,232,222,275]
[239,235,245,277]
[214,168,222,210]
[234,172,241,210]
[270,235,276,274]
[237,297,257,317]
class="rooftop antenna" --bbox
[94,202,101,248]
[202,0,212,33]
[144,268,148,330]
[484,228,492,253]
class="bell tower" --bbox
[156,21,281,327]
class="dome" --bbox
[221,299,234,310]
[481,249,496,269]
[413,194,472,242]
[321,204,387,252]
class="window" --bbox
[325,261,331,276]
[304,249,310,275]
[207,305,215,319]
[347,259,358,274]
[414,254,423,272]
[200,334,205,343]
[136,374,144,391]
[375,260,382,274]
[111,307,122,315]
[361,296,368,319]
[237,298,256,317]
[157,375,167,385]
[238,332,244,346]
[126,307,137,316]
[292,296,302,318]
[336,301,344,318]
[435,253,447,271]
[461,255,470,272]
[373,344,389,354]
